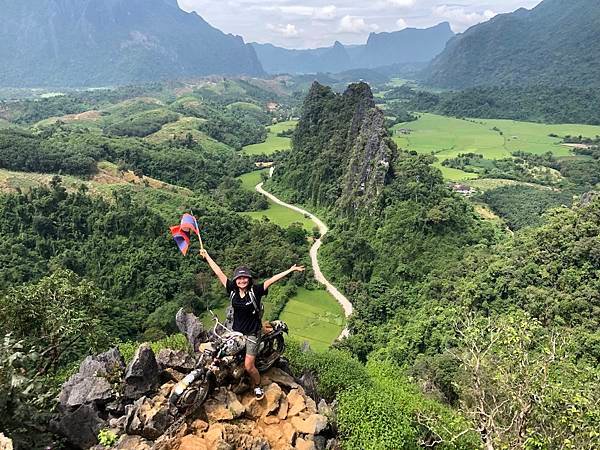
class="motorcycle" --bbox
[168,312,288,411]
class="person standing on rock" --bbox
[200,248,304,400]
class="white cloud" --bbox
[315,5,337,20]
[266,23,300,37]
[387,0,416,7]
[177,0,543,48]
[396,18,408,29]
[433,5,497,31]
[258,5,337,20]
[338,15,379,34]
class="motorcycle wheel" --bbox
[256,334,285,372]
[175,373,214,411]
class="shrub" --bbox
[118,333,190,364]
[285,338,369,400]
[337,361,479,450]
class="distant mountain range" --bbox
[252,22,454,74]
[0,0,263,87]
[424,0,600,88]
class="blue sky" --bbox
[177,0,543,48]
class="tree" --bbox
[0,334,53,449]
[0,269,108,373]
[452,313,600,450]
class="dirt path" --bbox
[255,181,353,340]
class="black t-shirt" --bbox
[226,279,268,335]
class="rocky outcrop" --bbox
[273,81,395,215]
[55,346,338,450]
[51,347,127,448]
[124,344,160,400]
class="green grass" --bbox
[280,288,344,352]
[145,117,233,153]
[226,101,262,112]
[480,118,600,156]
[392,113,600,181]
[242,120,297,156]
[199,287,345,352]
[467,178,552,192]
[238,170,314,232]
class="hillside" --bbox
[268,80,600,448]
[271,81,395,213]
[0,0,263,87]
[424,0,600,88]
[252,23,453,75]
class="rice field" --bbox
[279,288,344,352]
[242,120,297,155]
[392,113,600,181]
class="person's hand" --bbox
[199,248,209,259]
[291,264,305,272]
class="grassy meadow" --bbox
[242,120,297,155]
[280,288,344,352]
[392,113,600,181]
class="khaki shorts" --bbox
[245,334,261,357]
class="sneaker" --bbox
[254,386,264,400]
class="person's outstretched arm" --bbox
[264,264,305,290]
[200,249,228,287]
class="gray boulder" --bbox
[175,308,206,350]
[125,396,177,440]
[59,347,125,408]
[51,404,105,449]
[156,348,195,373]
[123,343,160,400]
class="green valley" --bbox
[392,113,600,181]
[242,120,298,155]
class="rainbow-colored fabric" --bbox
[170,213,200,255]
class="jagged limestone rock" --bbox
[156,348,195,373]
[337,107,394,213]
[51,403,106,449]
[273,81,394,215]
[53,341,333,449]
[175,308,206,350]
[123,343,160,400]
[58,347,125,408]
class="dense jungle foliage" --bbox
[1,79,599,449]
[273,81,600,448]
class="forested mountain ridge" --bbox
[270,80,600,447]
[271,82,395,213]
[424,0,600,88]
[252,23,454,74]
[0,0,264,87]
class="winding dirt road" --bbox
[255,181,353,339]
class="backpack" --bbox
[225,286,264,330]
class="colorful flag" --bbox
[170,225,191,255]
[170,213,202,256]
[179,213,200,239]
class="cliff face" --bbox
[0,0,264,87]
[274,82,395,214]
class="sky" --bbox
[177,0,543,49]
